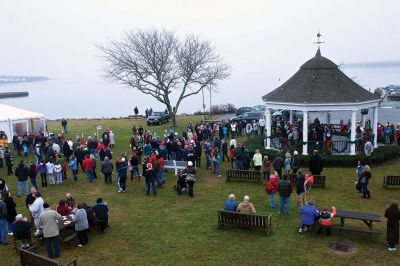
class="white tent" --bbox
[0,103,47,142]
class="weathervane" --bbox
[314,30,325,47]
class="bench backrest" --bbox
[383,176,400,189]
[226,170,262,183]
[384,176,400,185]
[218,211,269,228]
[19,248,62,266]
[164,160,188,168]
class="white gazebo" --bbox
[262,48,381,155]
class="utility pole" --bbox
[209,85,212,120]
[202,88,206,120]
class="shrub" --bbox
[244,135,400,167]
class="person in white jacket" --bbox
[46,161,55,185]
[28,194,44,234]
[54,163,62,185]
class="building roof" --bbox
[0,103,44,121]
[262,48,381,104]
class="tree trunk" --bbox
[171,112,177,127]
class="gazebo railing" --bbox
[266,136,364,155]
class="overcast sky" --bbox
[1,0,399,113]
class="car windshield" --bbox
[152,112,163,116]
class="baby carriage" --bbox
[174,169,188,195]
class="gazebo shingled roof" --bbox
[262,48,380,104]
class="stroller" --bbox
[174,169,188,195]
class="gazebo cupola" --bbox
[262,48,381,155]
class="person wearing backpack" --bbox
[186,161,196,198]
[278,174,292,216]
[360,165,372,199]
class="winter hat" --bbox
[15,214,23,221]
[187,161,193,167]
[146,163,152,169]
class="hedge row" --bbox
[243,136,400,167]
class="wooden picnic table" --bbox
[333,210,381,236]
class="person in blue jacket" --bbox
[224,194,238,212]
[299,200,320,233]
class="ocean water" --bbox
[0,66,399,122]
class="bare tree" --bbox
[99,29,230,126]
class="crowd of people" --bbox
[0,116,399,257]
[0,184,109,258]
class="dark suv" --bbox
[231,112,263,123]
[146,111,170,125]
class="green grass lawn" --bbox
[1,116,400,266]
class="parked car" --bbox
[231,112,264,123]
[236,107,254,116]
[253,105,266,112]
[146,111,170,125]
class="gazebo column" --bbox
[289,110,293,124]
[265,108,271,149]
[373,106,378,148]
[302,110,308,155]
[350,110,357,155]
[326,111,331,124]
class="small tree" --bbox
[99,29,230,126]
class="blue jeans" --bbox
[72,169,78,182]
[30,178,38,191]
[236,160,243,170]
[18,180,29,196]
[171,152,177,161]
[44,236,60,258]
[206,155,211,169]
[90,149,97,158]
[146,181,157,196]
[36,155,41,165]
[155,171,162,186]
[270,192,276,208]
[0,219,7,243]
[85,170,94,183]
[279,196,290,215]
[132,166,140,177]
[7,222,14,234]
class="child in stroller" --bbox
[174,169,188,195]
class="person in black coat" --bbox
[385,201,400,251]
[3,191,17,235]
[308,150,323,175]
[15,161,29,197]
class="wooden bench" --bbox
[226,169,262,183]
[164,160,188,175]
[217,210,272,236]
[289,174,326,188]
[61,232,78,247]
[19,245,77,266]
[383,175,400,189]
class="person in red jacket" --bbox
[82,155,95,183]
[229,145,235,169]
[317,206,336,236]
[56,199,72,216]
[266,171,279,208]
